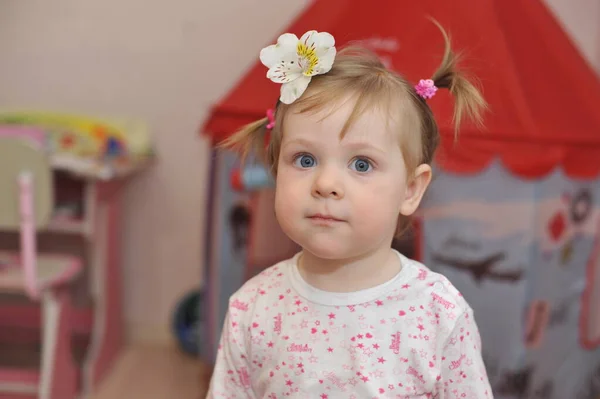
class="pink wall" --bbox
[0,0,597,345]
[544,0,600,72]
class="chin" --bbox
[296,235,354,260]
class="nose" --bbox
[312,164,344,199]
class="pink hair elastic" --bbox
[266,109,276,130]
[414,79,438,100]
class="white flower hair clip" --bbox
[260,30,337,104]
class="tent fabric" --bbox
[420,160,600,397]
[201,0,600,179]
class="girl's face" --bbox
[274,98,431,261]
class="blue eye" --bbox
[294,154,316,168]
[350,158,372,173]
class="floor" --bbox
[89,345,210,399]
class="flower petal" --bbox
[297,31,336,77]
[265,47,304,83]
[280,75,312,104]
[267,66,302,83]
[260,33,298,68]
[299,31,335,51]
[312,46,336,75]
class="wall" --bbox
[0,0,597,345]
[544,0,600,72]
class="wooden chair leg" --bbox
[39,288,77,399]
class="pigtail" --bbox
[218,117,271,165]
[429,18,488,135]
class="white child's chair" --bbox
[0,137,81,398]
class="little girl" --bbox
[207,22,492,399]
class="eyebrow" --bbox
[282,137,315,150]
[283,137,388,155]
[342,141,388,155]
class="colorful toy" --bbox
[0,111,152,159]
[0,111,153,180]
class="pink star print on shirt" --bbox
[206,251,492,399]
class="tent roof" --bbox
[201,0,600,179]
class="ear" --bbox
[399,164,432,216]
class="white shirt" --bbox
[207,251,492,398]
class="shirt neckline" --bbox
[287,250,414,306]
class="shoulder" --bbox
[226,255,295,319]
[401,254,472,317]
[396,255,476,347]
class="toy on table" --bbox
[0,111,153,179]
[0,111,128,157]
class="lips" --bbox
[307,213,345,223]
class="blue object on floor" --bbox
[172,288,206,357]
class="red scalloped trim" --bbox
[436,138,600,180]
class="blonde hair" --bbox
[221,20,486,178]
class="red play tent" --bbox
[201,0,600,179]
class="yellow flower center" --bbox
[297,43,319,76]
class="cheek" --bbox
[355,176,404,210]
[275,165,312,194]
[274,170,302,218]
[350,177,405,233]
